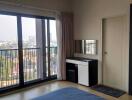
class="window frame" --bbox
[0,10,57,94]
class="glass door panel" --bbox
[21,17,42,82]
[0,14,19,88]
[45,19,57,77]
[45,19,49,77]
[49,20,57,76]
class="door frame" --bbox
[102,18,105,85]
[102,16,127,90]
[129,4,132,95]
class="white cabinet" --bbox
[78,64,89,86]
[66,58,98,87]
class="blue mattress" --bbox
[32,87,105,100]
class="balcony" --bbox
[0,47,57,88]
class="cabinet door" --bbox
[78,64,89,86]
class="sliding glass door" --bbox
[49,20,57,76]
[0,12,57,92]
[0,14,19,88]
[21,17,42,83]
[45,19,57,77]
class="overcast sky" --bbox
[0,14,56,43]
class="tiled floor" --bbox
[0,81,132,100]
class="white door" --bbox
[102,15,127,90]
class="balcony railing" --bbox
[50,47,57,76]
[0,47,57,88]
[23,48,41,82]
[0,49,19,88]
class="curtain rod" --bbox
[0,1,59,14]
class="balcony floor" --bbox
[0,81,132,100]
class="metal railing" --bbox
[0,49,19,88]
[50,47,57,76]
[23,48,41,82]
[0,47,57,88]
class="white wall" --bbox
[73,0,130,92]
